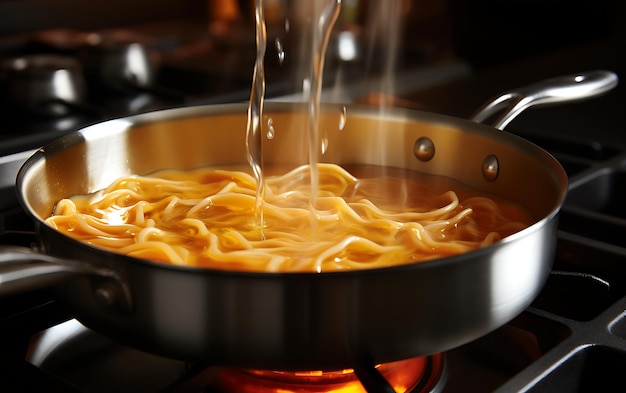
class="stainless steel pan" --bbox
[0,70,617,370]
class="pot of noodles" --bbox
[0,70,617,370]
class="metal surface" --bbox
[79,37,155,91]
[471,70,619,130]
[0,99,567,370]
[0,54,88,116]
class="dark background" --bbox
[1,0,623,70]
[1,0,625,143]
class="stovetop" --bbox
[1,7,626,392]
[1,122,625,392]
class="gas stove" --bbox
[1,121,625,392]
[1,2,626,392]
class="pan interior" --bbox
[19,103,567,229]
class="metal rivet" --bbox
[482,154,499,182]
[92,279,134,315]
[414,137,435,162]
[95,286,116,308]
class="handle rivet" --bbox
[482,154,499,181]
[414,137,435,162]
[94,285,117,308]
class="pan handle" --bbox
[471,70,619,130]
[0,246,133,314]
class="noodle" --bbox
[45,163,532,272]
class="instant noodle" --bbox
[46,163,532,272]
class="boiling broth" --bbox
[45,163,532,272]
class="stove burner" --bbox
[26,319,446,393]
[196,355,446,393]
